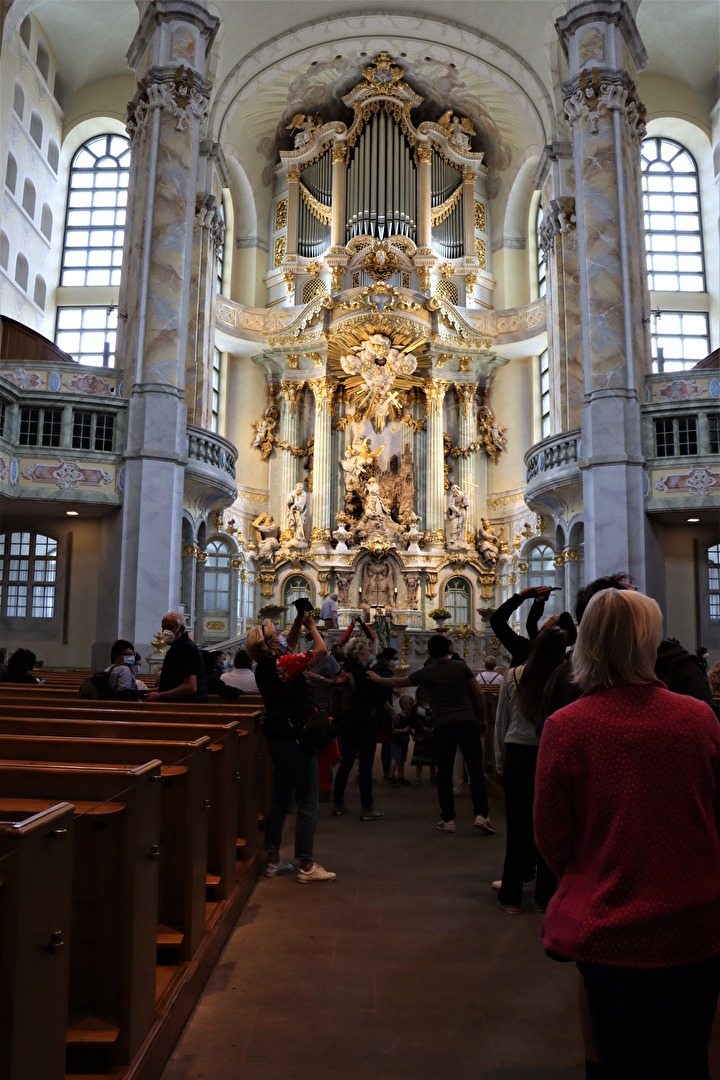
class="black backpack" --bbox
[327,671,355,726]
[79,670,114,700]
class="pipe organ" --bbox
[276,52,488,298]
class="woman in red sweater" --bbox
[534,588,720,1080]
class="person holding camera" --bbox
[245,600,336,883]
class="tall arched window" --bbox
[709,543,720,624]
[526,543,558,614]
[33,275,47,310]
[642,137,709,373]
[29,111,43,150]
[60,134,130,288]
[15,253,29,291]
[0,531,57,618]
[5,154,17,195]
[203,539,232,613]
[22,179,36,219]
[0,232,9,271]
[283,574,311,621]
[13,82,24,120]
[443,577,471,625]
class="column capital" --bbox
[563,69,646,142]
[307,376,334,409]
[280,380,305,413]
[424,379,451,415]
[127,66,211,140]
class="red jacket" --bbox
[535,683,720,968]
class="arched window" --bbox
[526,543,558,613]
[642,138,705,293]
[709,543,720,624]
[203,539,232,612]
[15,253,29,291]
[13,82,24,121]
[443,577,471,625]
[0,232,9,271]
[60,134,130,288]
[283,574,311,620]
[5,153,17,195]
[22,179,36,219]
[19,18,31,50]
[40,204,52,241]
[36,41,50,83]
[47,139,59,173]
[33,275,47,310]
[0,531,57,618]
[29,111,43,150]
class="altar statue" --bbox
[364,476,391,519]
[446,484,469,546]
[286,482,307,542]
[477,518,501,567]
[251,512,280,561]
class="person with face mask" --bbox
[107,638,143,698]
[145,611,208,703]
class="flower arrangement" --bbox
[428,607,451,621]
[311,607,321,618]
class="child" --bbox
[386,694,414,786]
[409,686,437,785]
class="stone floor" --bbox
[161,771,591,1080]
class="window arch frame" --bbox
[282,574,312,623]
[443,576,472,626]
[641,136,706,295]
[0,530,61,627]
[202,537,233,615]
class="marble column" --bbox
[456,383,476,536]
[424,379,451,541]
[416,146,432,250]
[277,380,304,536]
[286,167,300,258]
[116,0,219,650]
[557,0,651,588]
[330,146,347,249]
[536,142,584,432]
[308,377,333,545]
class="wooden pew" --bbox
[0,799,74,1080]
[0,735,210,960]
[0,760,161,1065]
[0,714,240,901]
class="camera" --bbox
[293,597,314,615]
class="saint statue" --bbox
[447,484,469,546]
[477,518,501,567]
[364,476,391,519]
[286,482,308,542]
[251,512,280,561]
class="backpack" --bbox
[327,671,355,726]
[79,670,114,700]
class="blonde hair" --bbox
[245,620,277,662]
[343,634,372,667]
[572,589,662,692]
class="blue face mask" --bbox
[122,655,135,666]
[277,634,289,654]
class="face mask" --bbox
[161,629,176,646]
[277,633,289,654]
[122,655,135,666]
[389,660,398,669]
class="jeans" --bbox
[433,721,488,821]
[498,742,556,908]
[264,736,318,860]
[334,718,379,810]
[578,956,720,1079]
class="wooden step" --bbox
[66,1012,120,1046]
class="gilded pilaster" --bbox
[308,377,334,541]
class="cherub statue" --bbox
[438,110,476,150]
[252,405,279,460]
[286,113,320,149]
[477,405,507,462]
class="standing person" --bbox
[320,593,339,629]
[489,585,556,665]
[0,647,8,678]
[492,626,568,914]
[535,589,720,1080]
[246,607,336,883]
[373,646,400,782]
[107,638,144,699]
[409,685,436,784]
[221,648,258,692]
[146,612,207,702]
[305,634,342,803]
[369,635,494,835]
[332,625,388,821]
[386,695,414,785]
[476,655,503,685]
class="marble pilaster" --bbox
[276,379,303,529]
[424,379,450,538]
[286,168,300,259]
[462,171,476,261]
[330,146,347,250]
[557,0,650,587]
[416,146,432,250]
[456,383,476,534]
[308,377,333,543]
[116,0,219,647]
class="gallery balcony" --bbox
[184,425,238,515]
[524,428,582,516]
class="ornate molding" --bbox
[299,182,332,225]
[127,66,210,140]
[279,380,305,414]
[563,69,647,141]
[539,197,577,256]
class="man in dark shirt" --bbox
[489,585,555,665]
[369,635,494,835]
[146,611,208,702]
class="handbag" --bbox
[296,709,337,753]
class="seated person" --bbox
[107,638,146,699]
[0,647,40,683]
[221,648,258,692]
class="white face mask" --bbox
[161,628,176,646]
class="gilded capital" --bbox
[280,380,305,413]
[287,166,301,184]
[308,376,334,409]
[425,379,451,413]
[456,384,476,417]
[332,145,348,164]
[415,144,432,165]
[462,169,476,185]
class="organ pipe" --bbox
[344,109,418,242]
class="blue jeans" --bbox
[264,737,318,860]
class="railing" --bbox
[525,429,581,482]
[186,426,237,480]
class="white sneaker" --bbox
[297,863,337,883]
[436,819,456,833]
[264,858,294,877]
[474,815,496,835]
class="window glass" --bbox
[641,138,706,293]
[444,577,471,625]
[0,532,56,618]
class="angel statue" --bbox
[286,113,320,149]
[251,512,280,562]
[477,405,507,462]
[438,110,476,151]
[251,405,279,460]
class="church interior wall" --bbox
[61,76,135,138]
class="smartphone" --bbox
[293,597,314,615]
